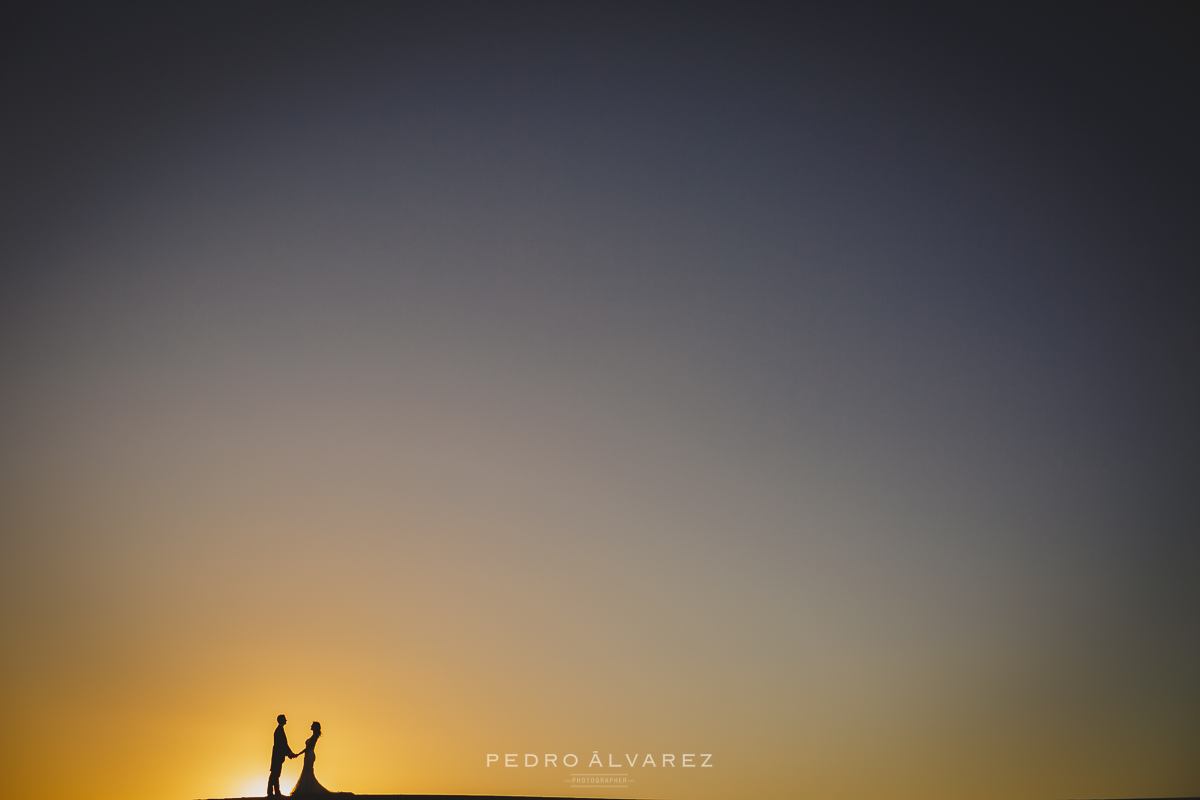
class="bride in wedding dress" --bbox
[290,721,333,795]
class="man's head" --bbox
[277,714,287,725]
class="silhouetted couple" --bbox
[268,714,334,796]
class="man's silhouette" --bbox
[267,714,299,796]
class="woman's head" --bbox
[311,721,322,736]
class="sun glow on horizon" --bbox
[229,775,267,800]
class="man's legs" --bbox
[268,767,281,796]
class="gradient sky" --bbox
[2,4,1197,800]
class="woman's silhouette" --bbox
[290,721,332,795]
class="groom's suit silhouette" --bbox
[268,714,298,796]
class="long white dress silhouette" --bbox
[290,722,331,795]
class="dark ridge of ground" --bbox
[201,795,649,800]
[200,796,1200,800]
[199,796,1200,800]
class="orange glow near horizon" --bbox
[3,435,1196,800]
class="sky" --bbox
[1,3,1198,800]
